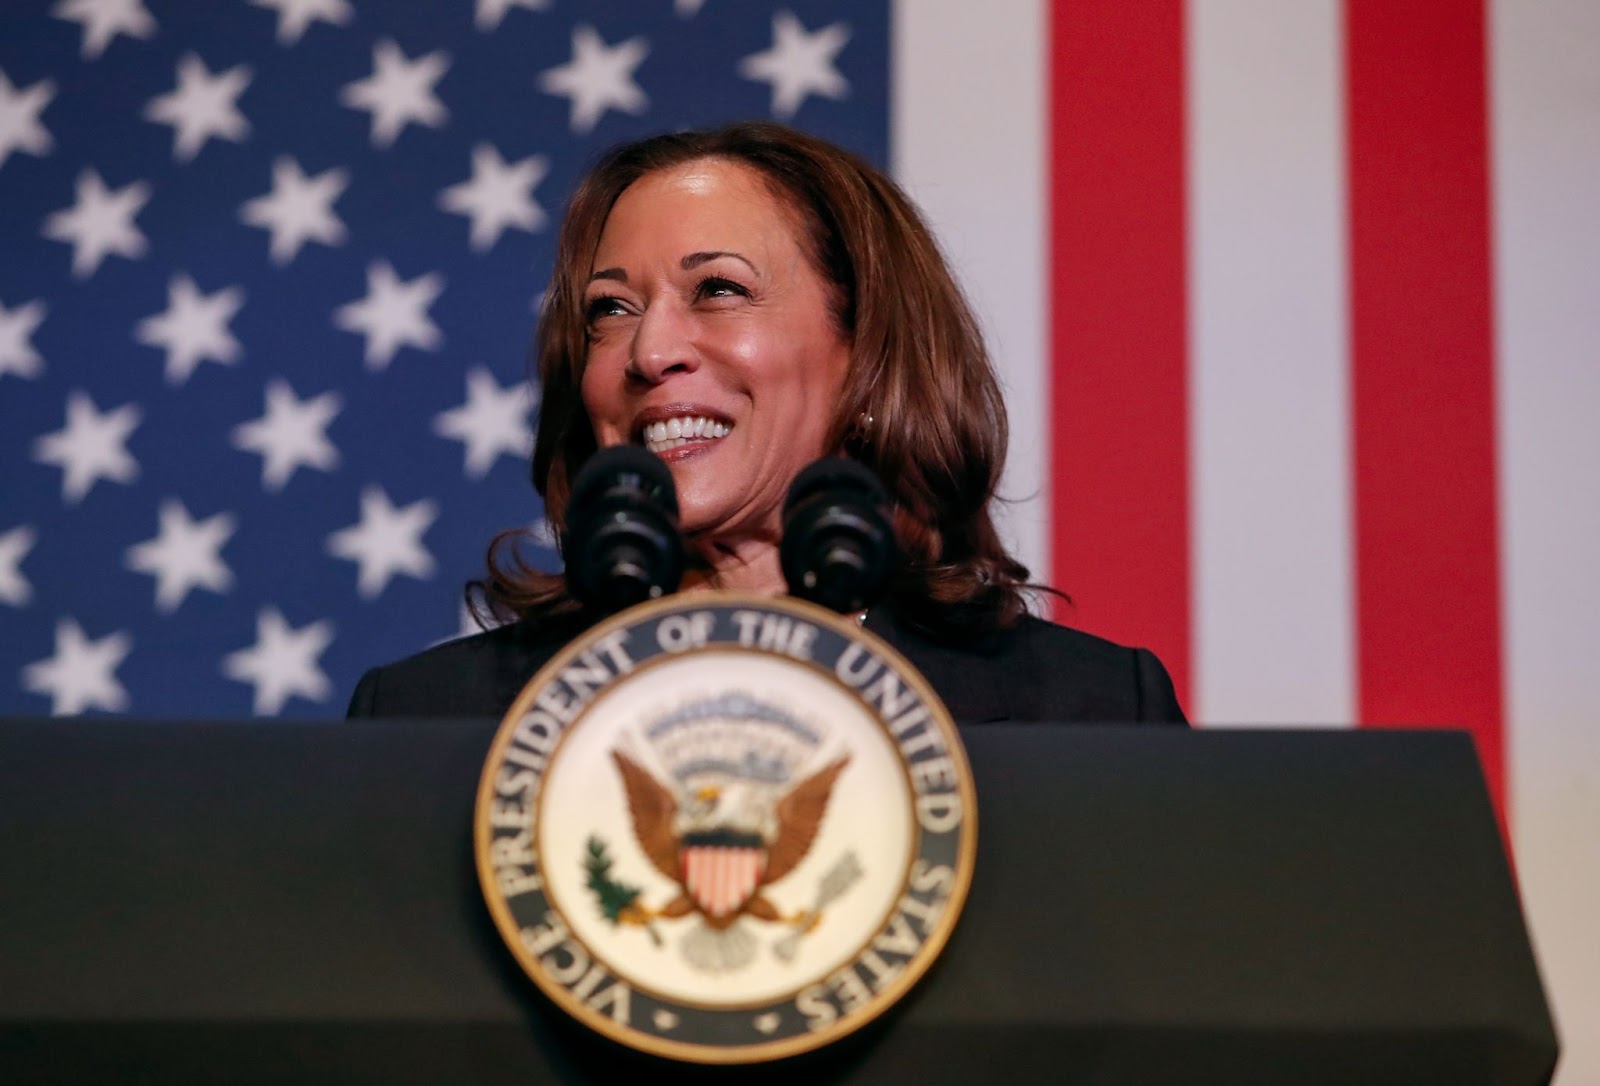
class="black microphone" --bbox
[781,457,896,615]
[563,446,685,613]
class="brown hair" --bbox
[474,121,1033,639]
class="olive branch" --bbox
[584,835,661,947]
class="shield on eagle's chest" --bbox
[681,840,767,918]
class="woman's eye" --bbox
[696,276,749,301]
[585,296,628,322]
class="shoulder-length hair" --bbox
[475,121,1033,638]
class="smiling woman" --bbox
[506,123,1030,633]
[346,122,1186,726]
[580,158,853,564]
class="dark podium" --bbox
[0,719,1557,1085]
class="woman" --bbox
[347,122,1185,726]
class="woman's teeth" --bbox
[642,416,730,453]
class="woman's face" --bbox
[580,158,852,539]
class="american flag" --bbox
[2,2,1596,1077]
[0,0,885,720]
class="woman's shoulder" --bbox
[1003,614,1188,724]
[345,612,587,719]
[1006,611,1149,657]
[874,608,1188,725]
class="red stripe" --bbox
[1346,3,1505,827]
[1049,2,1191,706]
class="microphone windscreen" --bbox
[781,456,895,614]
[784,455,886,513]
[563,445,684,612]
[571,444,678,513]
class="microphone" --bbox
[563,446,685,613]
[781,457,896,615]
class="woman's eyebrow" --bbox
[682,250,756,273]
[587,252,757,284]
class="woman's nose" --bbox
[627,302,698,384]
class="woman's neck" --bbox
[679,536,786,596]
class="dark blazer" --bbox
[347,606,1188,725]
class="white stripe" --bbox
[1493,2,1600,1079]
[711,848,728,916]
[1186,0,1354,726]
[891,0,1049,584]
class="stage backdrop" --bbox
[0,1,1594,1080]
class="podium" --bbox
[0,718,1557,1084]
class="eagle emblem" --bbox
[586,695,856,972]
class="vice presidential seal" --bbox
[474,594,977,1063]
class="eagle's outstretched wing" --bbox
[610,750,680,883]
[762,756,850,885]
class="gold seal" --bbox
[475,593,977,1063]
